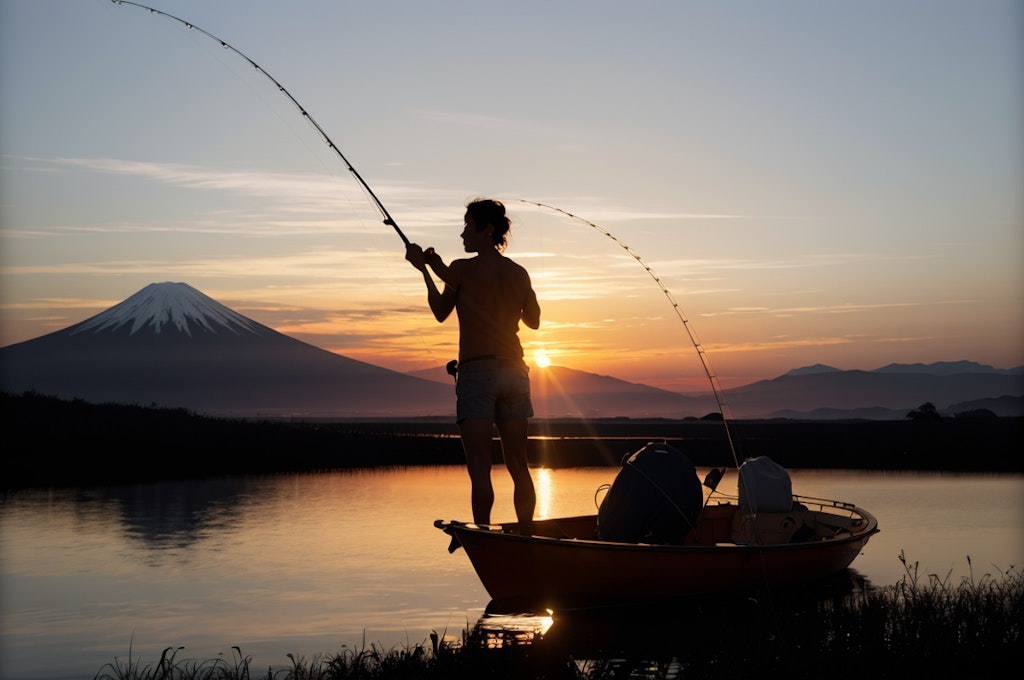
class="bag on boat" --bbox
[737,456,793,515]
[597,442,703,544]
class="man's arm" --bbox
[426,275,457,323]
[407,244,457,322]
[424,248,455,286]
[521,289,540,329]
[521,272,541,330]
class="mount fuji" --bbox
[0,282,456,417]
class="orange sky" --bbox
[2,1,1022,391]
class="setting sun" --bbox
[534,348,552,368]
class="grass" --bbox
[92,556,1022,680]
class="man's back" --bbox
[450,254,536,360]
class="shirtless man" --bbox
[405,198,541,534]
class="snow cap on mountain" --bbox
[71,282,259,337]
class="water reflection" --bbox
[1,467,1021,680]
[472,568,872,661]
[98,479,254,552]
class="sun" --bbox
[534,348,552,368]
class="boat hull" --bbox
[437,499,878,606]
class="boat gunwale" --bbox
[436,502,878,555]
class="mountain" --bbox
[2,282,1020,420]
[0,282,455,417]
[530,366,721,418]
[783,364,844,377]
[871,360,1020,376]
[407,365,720,419]
[725,367,1024,419]
[413,361,1024,420]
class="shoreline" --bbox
[5,391,1022,488]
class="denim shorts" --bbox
[455,358,534,422]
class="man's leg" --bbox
[495,418,535,535]
[458,418,495,525]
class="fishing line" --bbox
[514,199,742,469]
[520,201,792,630]
[518,201,798,636]
[110,0,409,246]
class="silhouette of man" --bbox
[406,198,540,534]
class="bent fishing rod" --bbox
[111,3,735,464]
[111,0,409,246]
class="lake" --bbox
[1,465,1022,679]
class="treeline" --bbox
[3,391,466,488]
[4,391,1022,488]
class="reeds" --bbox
[673,554,1023,679]
[94,557,1023,680]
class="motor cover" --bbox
[597,442,703,544]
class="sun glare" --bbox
[534,348,551,368]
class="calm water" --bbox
[2,466,1022,680]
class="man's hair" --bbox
[466,198,510,250]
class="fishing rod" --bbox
[110,3,735,466]
[515,199,742,470]
[110,0,409,246]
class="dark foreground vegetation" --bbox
[93,556,1022,679]
[4,391,1023,488]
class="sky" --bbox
[1,0,1022,393]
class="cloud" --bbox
[702,301,924,318]
[709,333,944,355]
[510,198,747,224]
[7,155,466,235]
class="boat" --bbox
[434,215,878,607]
[435,443,878,607]
[435,495,878,606]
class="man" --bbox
[405,198,541,534]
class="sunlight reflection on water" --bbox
[1,467,1021,679]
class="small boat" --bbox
[434,224,879,607]
[436,444,878,607]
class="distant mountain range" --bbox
[727,362,1023,419]
[408,364,721,419]
[1,282,1021,419]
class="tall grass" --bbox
[94,557,1022,680]
[673,553,1023,679]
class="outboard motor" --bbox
[597,442,703,544]
[737,456,793,515]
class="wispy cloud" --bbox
[708,333,944,354]
[0,248,406,281]
[702,301,925,318]
[7,155,464,234]
[510,198,748,223]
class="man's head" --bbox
[465,198,510,250]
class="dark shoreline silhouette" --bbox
[4,391,1022,488]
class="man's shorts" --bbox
[455,358,534,422]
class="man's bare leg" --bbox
[496,418,535,535]
[458,418,495,525]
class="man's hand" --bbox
[421,246,456,285]
[405,243,427,271]
[424,247,443,269]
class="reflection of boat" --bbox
[435,456,878,606]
